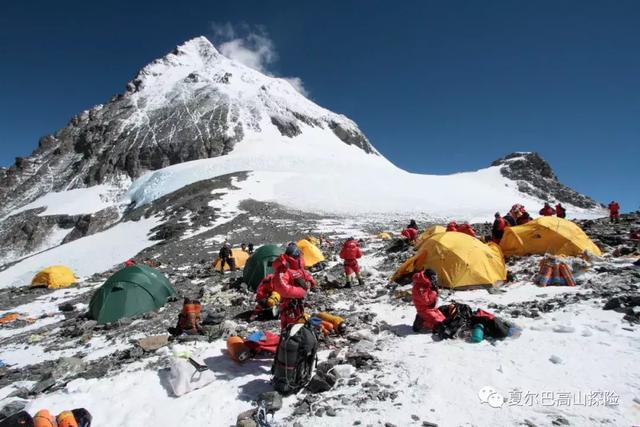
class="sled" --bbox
[227,331,280,363]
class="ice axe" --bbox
[188,357,209,372]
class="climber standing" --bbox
[271,255,313,331]
[608,201,620,223]
[339,237,364,287]
[217,242,236,273]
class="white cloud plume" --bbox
[210,22,308,96]
[282,77,309,97]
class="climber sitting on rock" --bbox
[251,274,280,321]
[339,237,364,287]
[539,202,556,216]
[412,269,446,333]
[492,212,507,242]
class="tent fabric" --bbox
[297,239,325,267]
[89,265,177,324]
[243,245,285,291]
[377,232,393,240]
[392,232,507,289]
[30,265,76,289]
[499,217,602,257]
[213,249,249,270]
[415,226,446,250]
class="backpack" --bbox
[272,323,318,394]
[435,302,474,339]
[177,298,202,334]
[0,411,34,427]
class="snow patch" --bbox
[0,217,161,289]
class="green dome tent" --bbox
[89,264,177,324]
[243,245,284,290]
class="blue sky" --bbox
[1,1,638,210]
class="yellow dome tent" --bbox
[377,232,393,241]
[499,217,602,257]
[415,225,446,250]
[31,266,77,289]
[297,239,325,267]
[214,249,250,270]
[392,232,506,289]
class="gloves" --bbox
[266,292,281,308]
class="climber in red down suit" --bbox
[271,254,315,331]
[608,201,620,223]
[339,237,364,287]
[412,269,446,333]
[401,227,418,242]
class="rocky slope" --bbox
[0,37,606,271]
[492,152,600,209]
[0,212,638,426]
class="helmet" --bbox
[424,268,438,288]
[285,242,301,258]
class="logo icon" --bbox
[478,386,504,408]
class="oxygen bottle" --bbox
[316,312,346,334]
[471,324,485,343]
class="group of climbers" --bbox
[538,202,566,218]
[216,241,255,273]
[241,242,255,254]
[2,408,92,427]
[503,204,531,226]
[445,221,477,237]
[248,238,365,331]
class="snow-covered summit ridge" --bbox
[0,36,375,217]
[121,35,374,153]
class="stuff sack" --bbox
[272,323,318,395]
[167,350,216,396]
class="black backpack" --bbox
[436,302,474,339]
[0,411,34,427]
[272,322,318,394]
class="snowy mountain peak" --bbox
[0,36,376,216]
[125,36,221,95]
